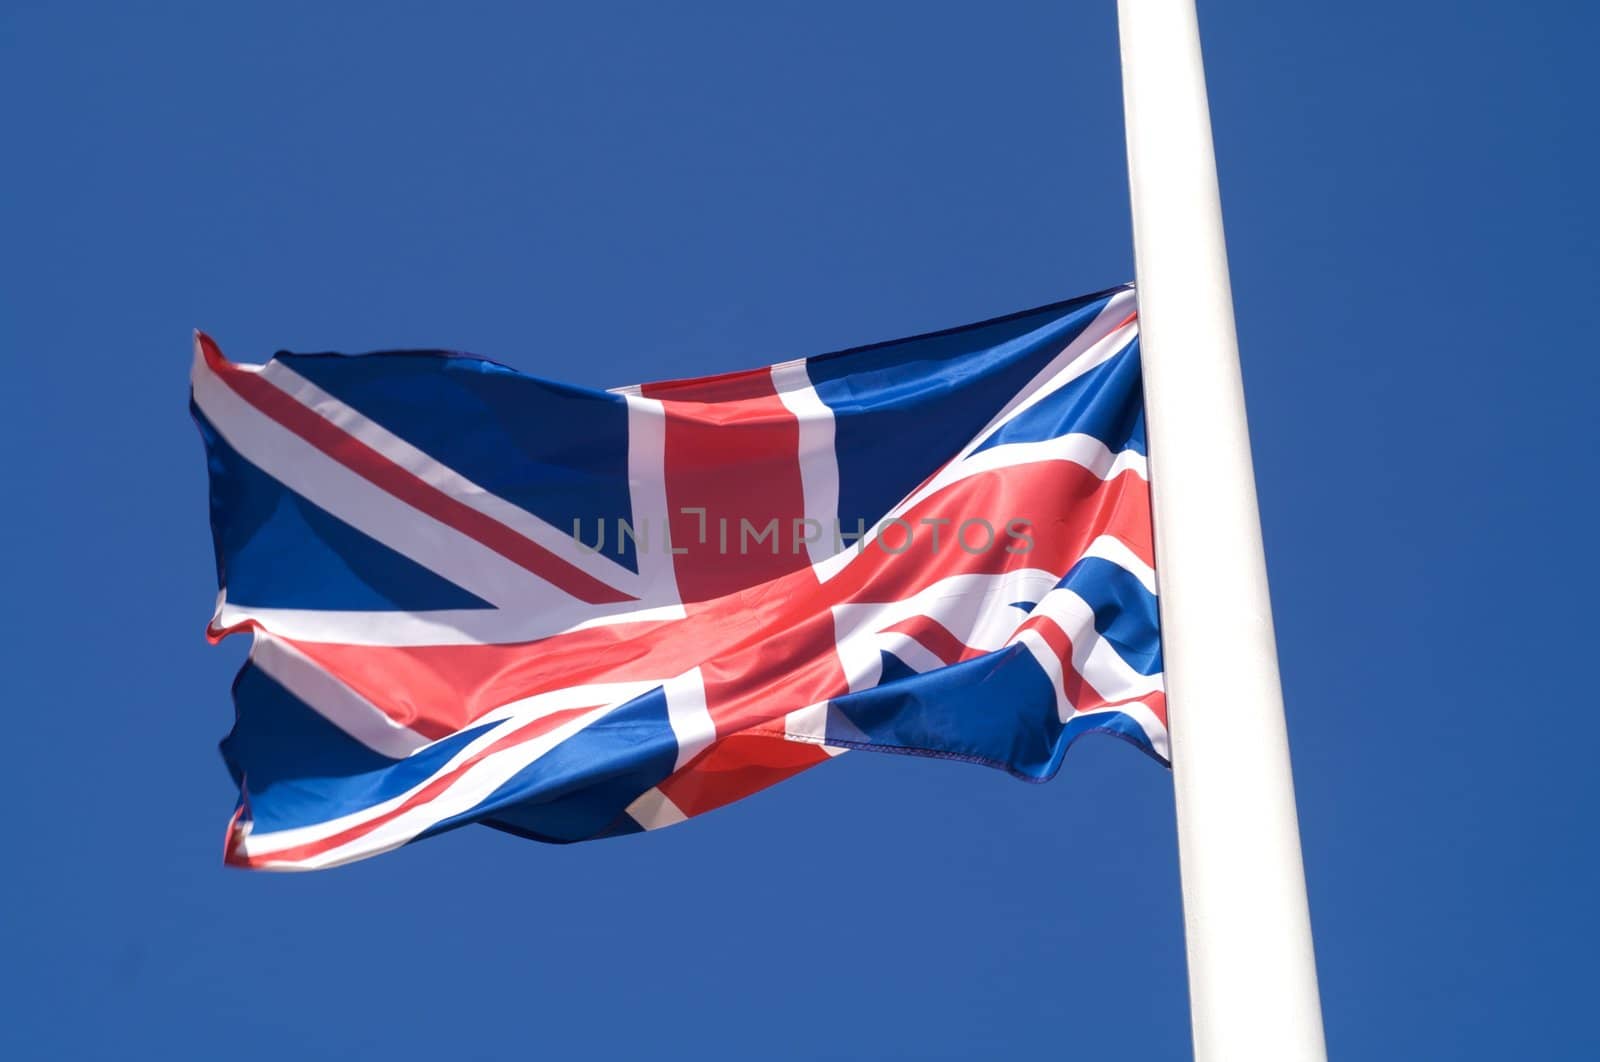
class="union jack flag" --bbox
[191,285,1164,870]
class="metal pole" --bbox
[1116,2,1327,1058]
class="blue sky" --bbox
[3,2,1595,1058]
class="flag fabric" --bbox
[191,284,1165,871]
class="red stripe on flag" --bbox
[1015,615,1165,727]
[824,465,1154,600]
[879,615,983,665]
[1017,614,1114,715]
[283,461,1151,738]
[641,372,813,603]
[656,730,831,818]
[292,616,687,738]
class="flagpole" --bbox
[1116,2,1327,1059]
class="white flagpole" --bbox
[1116,2,1328,1059]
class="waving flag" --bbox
[191,284,1163,870]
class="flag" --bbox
[191,284,1164,870]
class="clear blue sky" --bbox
[3,2,1595,1058]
